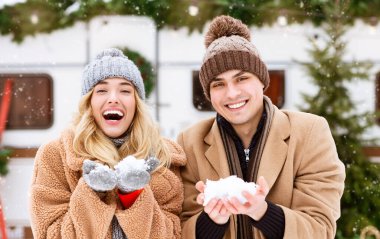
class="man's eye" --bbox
[238,77,248,81]
[211,83,223,88]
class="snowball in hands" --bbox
[115,155,159,193]
[115,155,148,171]
[203,175,257,205]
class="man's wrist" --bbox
[249,201,268,221]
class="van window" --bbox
[192,70,285,111]
[0,74,53,129]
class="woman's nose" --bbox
[107,91,119,103]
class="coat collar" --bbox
[60,128,86,172]
[204,108,290,189]
[163,138,187,167]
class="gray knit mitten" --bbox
[83,159,117,192]
[115,156,160,193]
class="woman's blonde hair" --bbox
[72,88,170,169]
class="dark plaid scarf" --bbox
[217,96,275,239]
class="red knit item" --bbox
[117,189,143,209]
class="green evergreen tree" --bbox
[0,149,11,176]
[298,3,380,238]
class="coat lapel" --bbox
[204,120,230,179]
[257,109,290,189]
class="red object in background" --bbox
[0,79,13,143]
[0,79,12,239]
[0,197,8,239]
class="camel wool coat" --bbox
[178,108,345,239]
[29,129,186,239]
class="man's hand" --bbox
[222,176,269,221]
[196,181,231,225]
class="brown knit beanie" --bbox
[199,15,270,100]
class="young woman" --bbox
[29,48,186,239]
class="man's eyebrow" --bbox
[213,70,245,81]
[232,70,245,78]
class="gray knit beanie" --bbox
[82,48,145,100]
[199,15,270,100]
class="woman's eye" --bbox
[96,89,107,93]
[238,77,248,81]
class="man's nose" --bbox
[226,84,241,98]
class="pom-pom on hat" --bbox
[82,48,145,100]
[199,15,270,100]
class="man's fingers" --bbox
[220,205,228,216]
[208,200,223,219]
[222,197,239,214]
[257,176,269,195]
[196,193,205,205]
[195,181,205,193]
[204,198,218,214]
[242,190,255,203]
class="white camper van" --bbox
[0,15,379,237]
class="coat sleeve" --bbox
[115,159,185,239]
[282,117,345,239]
[29,141,116,239]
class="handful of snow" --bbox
[203,175,257,205]
[114,155,148,172]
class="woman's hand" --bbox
[82,159,117,192]
[115,156,160,193]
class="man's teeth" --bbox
[228,101,246,109]
[103,110,124,116]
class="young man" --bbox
[178,15,345,239]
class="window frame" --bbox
[0,73,54,130]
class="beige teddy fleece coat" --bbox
[29,129,186,239]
